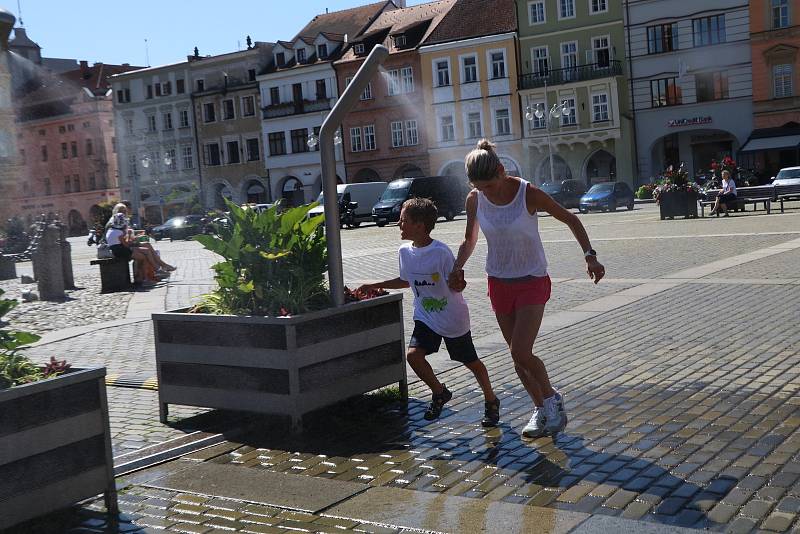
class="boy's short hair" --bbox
[402,197,437,232]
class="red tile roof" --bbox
[61,63,144,96]
[422,0,517,46]
[293,1,394,44]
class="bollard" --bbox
[34,224,65,300]
[0,253,14,280]
[58,223,75,289]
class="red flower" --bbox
[279,307,290,316]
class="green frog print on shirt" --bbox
[422,296,448,313]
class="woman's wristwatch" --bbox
[584,249,597,259]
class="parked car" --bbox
[539,179,586,209]
[579,182,635,213]
[372,175,468,226]
[308,182,388,228]
[773,166,800,186]
[150,215,205,241]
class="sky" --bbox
[11,0,427,68]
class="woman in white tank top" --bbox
[449,139,605,439]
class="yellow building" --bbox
[418,0,522,183]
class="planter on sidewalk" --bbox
[0,367,118,529]
[152,292,406,432]
[658,190,699,220]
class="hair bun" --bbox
[477,138,495,151]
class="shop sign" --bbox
[667,116,712,127]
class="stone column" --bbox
[58,223,75,289]
[34,224,65,300]
[0,253,14,280]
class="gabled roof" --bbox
[61,63,143,96]
[292,1,393,44]
[421,0,516,46]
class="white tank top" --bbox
[476,179,548,278]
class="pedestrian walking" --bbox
[449,139,605,438]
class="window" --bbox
[362,81,372,100]
[592,36,610,67]
[82,121,90,129]
[64,176,71,193]
[126,119,134,134]
[772,0,789,29]
[67,124,75,132]
[18,148,25,165]
[116,90,126,103]
[647,23,678,54]
[161,81,172,96]
[71,141,78,158]
[196,79,205,92]
[112,137,116,153]
[146,85,153,99]
[462,56,478,83]
[316,79,327,100]
[222,99,235,120]
[88,173,96,190]
[128,155,137,177]
[590,0,607,13]
[155,83,161,97]
[391,121,404,147]
[693,15,725,47]
[38,129,45,136]
[354,43,365,55]
[317,44,328,59]
[41,145,47,161]
[312,126,320,151]
[529,0,545,24]
[296,48,306,63]
[495,109,510,135]
[405,120,418,145]
[696,71,729,101]
[276,52,285,67]
[774,64,793,98]
[182,146,193,169]
[73,174,80,192]
[165,148,177,170]
[86,139,93,156]
[246,138,260,161]
[163,112,173,130]
[226,141,240,164]
[650,77,681,106]
[44,177,51,195]
[291,128,309,153]
[394,35,406,48]
[148,114,157,131]
[436,60,450,86]
[176,79,185,94]
[270,87,280,105]
[561,98,577,125]
[561,42,578,80]
[559,0,575,19]
[350,127,363,152]
[205,143,221,166]
[401,67,414,93]
[269,132,286,156]
[491,52,506,79]
[592,93,609,121]
[248,69,256,82]
[533,46,549,75]
[440,115,455,142]
[467,112,482,138]
[387,70,401,95]
[179,109,190,128]
[58,125,66,133]
[241,95,255,117]
[61,142,68,159]
[364,125,376,150]
[529,101,546,129]
[204,103,216,122]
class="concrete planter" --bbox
[0,367,117,529]
[152,293,406,432]
[659,190,699,220]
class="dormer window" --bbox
[317,44,328,59]
[354,43,365,55]
[393,35,406,48]
[276,52,285,67]
[297,48,306,63]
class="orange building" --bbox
[740,0,800,178]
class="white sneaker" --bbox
[555,391,568,432]
[544,394,567,435]
[522,407,547,438]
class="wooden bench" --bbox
[699,186,773,217]
[90,257,132,293]
[776,183,800,213]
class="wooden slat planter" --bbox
[153,293,406,432]
[0,367,117,530]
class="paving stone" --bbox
[741,500,775,520]
[761,512,795,532]
[604,490,638,509]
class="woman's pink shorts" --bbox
[487,275,551,315]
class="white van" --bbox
[309,182,388,227]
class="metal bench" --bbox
[699,186,773,217]
[90,257,132,293]
[776,183,800,213]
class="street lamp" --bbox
[141,153,174,223]
[307,130,342,150]
[525,100,572,184]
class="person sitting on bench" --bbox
[106,203,175,274]
[105,213,161,287]
[710,170,737,216]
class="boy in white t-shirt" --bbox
[359,198,499,425]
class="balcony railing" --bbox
[262,98,332,119]
[519,61,622,90]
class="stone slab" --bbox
[144,461,367,513]
[323,487,588,534]
[569,515,704,533]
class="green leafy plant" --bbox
[0,289,44,389]
[191,200,330,316]
[635,184,655,200]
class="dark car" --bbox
[579,182,635,213]
[372,175,468,226]
[539,179,586,209]
[150,215,205,241]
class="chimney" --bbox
[80,60,89,70]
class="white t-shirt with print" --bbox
[398,239,471,338]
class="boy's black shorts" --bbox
[408,320,479,364]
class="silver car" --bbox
[773,166,800,186]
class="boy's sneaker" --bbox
[555,391,568,432]
[481,397,500,427]
[424,385,453,421]
[522,407,547,438]
[543,395,566,436]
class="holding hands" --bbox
[447,269,467,292]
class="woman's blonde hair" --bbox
[112,203,127,214]
[465,138,501,183]
[721,170,731,179]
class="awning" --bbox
[740,135,800,152]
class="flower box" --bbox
[152,293,406,432]
[0,367,117,529]
[659,190,699,220]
